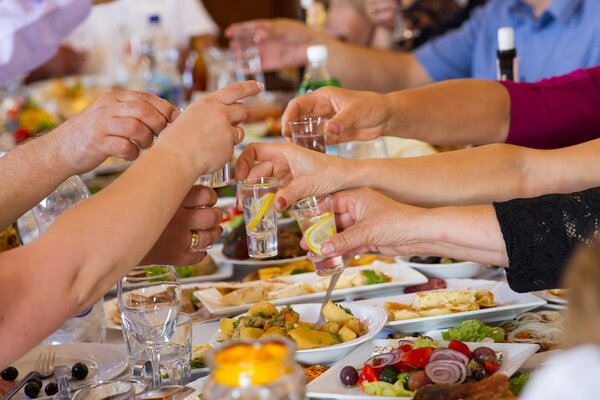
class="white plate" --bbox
[209,303,387,365]
[208,244,307,267]
[395,255,487,279]
[306,339,539,399]
[533,290,569,305]
[195,262,428,315]
[11,343,128,400]
[353,279,547,332]
[104,282,225,330]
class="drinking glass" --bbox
[57,381,135,400]
[291,195,344,276]
[123,314,192,385]
[288,117,327,153]
[230,22,265,85]
[237,177,280,258]
[118,266,181,388]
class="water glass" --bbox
[60,381,135,400]
[230,22,265,84]
[237,177,280,258]
[291,195,344,276]
[289,117,327,153]
[118,266,181,388]
[123,314,192,385]
[337,137,388,159]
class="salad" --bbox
[442,320,505,343]
[339,338,504,397]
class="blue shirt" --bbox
[414,0,600,82]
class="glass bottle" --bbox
[297,45,340,95]
[202,339,305,400]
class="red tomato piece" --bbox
[392,361,416,373]
[484,361,499,374]
[358,364,378,390]
[448,340,472,360]
[400,347,434,369]
[400,344,413,352]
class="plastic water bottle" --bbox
[33,176,107,344]
[142,15,183,106]
[297,45,340,95]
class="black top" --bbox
[493,187,600,293]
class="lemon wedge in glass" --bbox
[304,212,336,256]
[245,192,275,231]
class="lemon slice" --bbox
[246,193,275,230]
[304,212,336,256]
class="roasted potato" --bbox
[296,321,315,330]
[289,328,342,350]
[343,317,362,335]
[339,326,357,342]
[220,318,235,336]
[319,321,341,334]
[248,300,279,317]
[240,327,264,340]
[263,326,287,337]
[322,302,353,324]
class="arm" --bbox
[0,91,178,230]
[0,0,92,81]
[0,81,261,367]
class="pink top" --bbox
[501,66,600,149]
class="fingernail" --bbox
[277,197,288,210]
[321,242,334,255]
[256,82,264,91]
[327,121,341,135]
[170,109,181,122]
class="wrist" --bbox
[153,127,210,178]
[381,92,404,137]
[43,128,79,178]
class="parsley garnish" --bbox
[362,269,387,285]
[232,318,241,329]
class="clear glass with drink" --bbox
[195,163,231,188]
[291,195,344,276]
[288,116,327,153]
[237,177,280,258]
[230,22,265,85]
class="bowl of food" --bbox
[396,255,486,279]
[210,300,387,365]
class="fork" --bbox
[3,350,55,400]
[314,269,343,329]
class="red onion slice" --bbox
[429,348,470,366]
[366,352,402,369]
[395,339,416,348]
[424,359,467,384]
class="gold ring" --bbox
[187,230,200,252]
[234,126,245,145]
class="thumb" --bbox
[273,176,315,211]
[326,108,361,143]
[321,225,364,257]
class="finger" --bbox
[196,226,223,249]
[321,225,365,257]
[335,212,356,230]
[101,136,140,161]
[281,89,341,138]
[182,207,223,230]
[274,175,319,211]
[113,100,170,135]
[182,185,218,208]
[227,102,248,125]
[235,142,283,180]
[246,161,274,180]
[210,81,264,105]
[109,117,155,149]
[113,91,178,123]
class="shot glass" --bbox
[288,117,327,153]
[196,163,231,188]
[230,22,265,84]
[291,195,344,276]
[237,177,280,258]
[122,314,193,385]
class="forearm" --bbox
[383,79,510,144]
[408,204,508,266]
[0,130,73,230]
[323,35,431,92]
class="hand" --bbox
[225,19,321,71]
[282,87,392,145]
[235,142,351,210]
[365,0,399,28]
[158,81,263,174]
[141,185,223,266]
[54,91,178,175]
[316,187,424,258]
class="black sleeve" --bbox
[493,187,600,293]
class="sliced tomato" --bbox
[484,361,499,374]
[400,347,434,369]
[392,361,416,373]
[448,340,471,360]
[358,364,378,390]
[400,344,413,352]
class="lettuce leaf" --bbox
[442,320,505,342]
[509,372,532,396]
[362,381,416,397]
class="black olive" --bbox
[472,347,497,365]
[1,366,18,381]
[409,255,424,263]
[72,362,89,380]
[471,368,487,381]
[424,256,441,264]
[24,382,41,398]
[339,366,359,386]
[28,377,43,388]
[45,382,58,396]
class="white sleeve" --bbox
[177,0,219,38]
[0,0,92,82]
